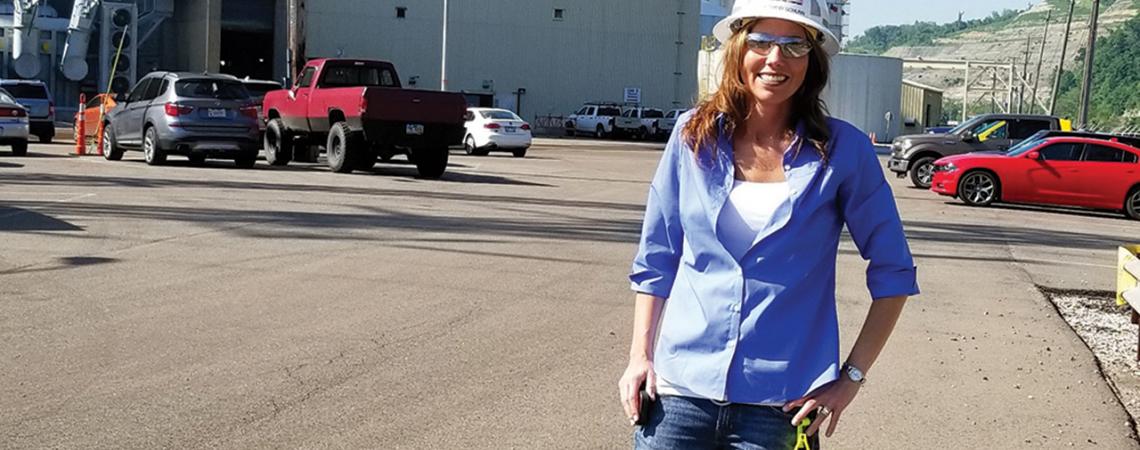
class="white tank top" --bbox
[716,179,792,260]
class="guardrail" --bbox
[1117,245,1140,360]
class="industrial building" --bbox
[900,79,944,135]
[1,0,699,123]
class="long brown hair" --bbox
[683,18,832,160]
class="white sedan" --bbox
[463,108,532,157]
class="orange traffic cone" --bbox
[75,94,86,156]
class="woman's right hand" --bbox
[618,357,657,426]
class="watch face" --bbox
[846,365,864,382]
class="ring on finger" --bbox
[818,406,832,417]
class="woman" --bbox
[618,1,919,448]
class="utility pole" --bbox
[1079,0,1101,128]
[1049,0,1076,115]
[440,0,449,91]
[287,0,306,84]
[1031,9,1052,114]
[1020,35,1032,113]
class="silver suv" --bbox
[0,80,54,143]
[102,72,261,168]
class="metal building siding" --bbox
[303,0,699,121]
[900,82,944,134]
[823,54,903,142]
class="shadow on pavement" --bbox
[1,199,643,245]
[0,173,639,212]
[901,219,1135,250]
[0,161,24,168]
[0,206,84,232]
[0,256,119,276]
[942,201,1130,221]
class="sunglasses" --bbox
[745,32,814,59]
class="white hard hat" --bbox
[713,0,841,56]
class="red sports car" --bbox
[930,136,1140,220]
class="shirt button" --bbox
[784,165,791,170]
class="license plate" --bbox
[505,127,517,133]
[406,124,424,135]
[208,108,226,118]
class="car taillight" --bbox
[48,102,55,117]
[359,94,368,114]
[164,103,194,117]
[484,123,501,130]
[520,123,531,130]
[239,105,259,119]
[0,108,26,117]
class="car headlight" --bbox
[934,163,958,173]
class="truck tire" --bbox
[264,119,292,166]
[595,125,605,139]
[909,156,937,189]
[412,146,448,179]
[326,122,363,173]
[11,140,27,156]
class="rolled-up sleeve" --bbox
[838,135,920,300]
[629,134,685,298]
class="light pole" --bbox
[1078,0,1101,128]
[440,0,448,91]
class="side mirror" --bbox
[1027,151,1041,160]
[287,88,297,100]
[962,132,977,143]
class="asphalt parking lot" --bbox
[2,138,1139,448]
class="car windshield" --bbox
[3,84,48,99]
[1005,138,1045,156]
[481,110,520,120]
[644,109,664,118]
[0,91,16,104]
[945,118,981,135]
[175,80,251,100]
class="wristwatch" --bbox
[842,363,866,385]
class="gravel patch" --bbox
[1047,291,1140,434]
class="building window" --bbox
[553,8,564,21]
[396,7,407,19]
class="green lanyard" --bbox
[794,418,812,450]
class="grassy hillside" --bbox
[1052,13,1140,128]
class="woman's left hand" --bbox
[782,378,861,438]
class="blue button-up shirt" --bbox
[630,113,919,405]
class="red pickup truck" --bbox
[261,58,467,178]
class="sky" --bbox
[847,0,1040,38]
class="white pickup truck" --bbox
[614,107,666,140]
[565,103,623,138]
[658,109,688,137]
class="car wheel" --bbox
[102,126,123,160]
[234,152,257,169]
[326,122,362,173]
[909,156,937,189]
[188,154,207,165]
[143,127,166,166]
[10,140,27,156]
[595,125,605,139]
[1125,187,1140,220]
[264,118,292,166]
[513,148,528,158]
[639,127,649,141]
[412,147,449,179]
[464,135,477,155]
[958,171,1000,207]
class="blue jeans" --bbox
[634,396,819,450]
